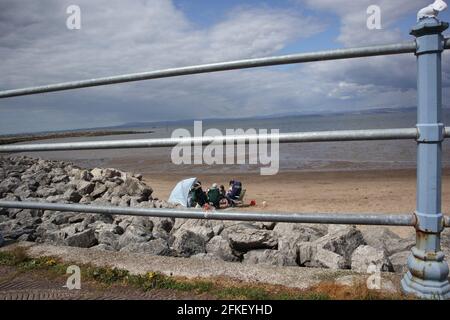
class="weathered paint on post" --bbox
[401,17,450,299]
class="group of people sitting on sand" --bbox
[187,179,243,209]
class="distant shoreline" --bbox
[0,130,154,145]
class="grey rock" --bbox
[296,226,365,270]
[17,233,36,241]
[71,168,92,181]
[103,168,122,179]
[314,225,365,267]
[118,225,152,249]
[96,229,120,250]
[53,182,69,194]
[120,238,170,255]
[274,223,327,251]
[68,213,92,224]
[90,168,104,182]
[205,235,239,262]
[36,187,57,198]
[63,189,82,203]
[252,222,277,230]
[149,217,174,233]
[389,251,410,273]
[133,173,143,181]
[313,247,347,269]
[361,227,415,256]
[34,221,59,240]
[14,184,35,199]
[0,219,29,240]
[172,229,206,257]
[65,228,97,248]
[52,174,69,184]
[75,180,95,196]
[351,245,393,272]
[95,222,124,235]
[130,216,154,231]
[298,242,348,270]
[41,229,67,245]
[0,177,21,193]
[79,196,92,204]
[243,249,297,266]
[48,212,77,225]
[172,219,222,241]
[46,195,65,203]
[223,224,277,252]
[91,183,107,198]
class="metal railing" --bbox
[0,16,449,299]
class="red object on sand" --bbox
[250,200,256,206]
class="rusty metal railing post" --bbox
[401,17,450,299]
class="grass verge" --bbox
[0,246,408,300]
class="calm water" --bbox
[11,110,450,174]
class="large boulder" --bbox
[205,235,239,262]
[172,219,223,242]
[36,187,58,198]
[65,228,97,248]
[118,225,152,249]
[314,247,347,269]
[0,208,41,240]
[63,189,82,203]
[361,227,415,256]
[243,249,297,266]
[0,177,21,194]
[90,168,105,182]
[90,183,107,199]
[120,238,170,255]
[109,176,152,201]
[222,224,277,252]
[297,225,365,269]
[75,180,95,196]
[70,168,92,182]
[274,223,327,251]
[315,225,365,266]
[351,245,393,273]
[14,183,35,199]
[94,223,124,250]
[172,229,206,257]
[297,242,346,269]
[130,216,154,232]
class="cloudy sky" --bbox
[1,0,450,134]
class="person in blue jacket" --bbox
[226,179,242,206]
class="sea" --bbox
[9,109,450,175]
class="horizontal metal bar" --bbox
[0,42,417,99]
[0,200,416,226]
[0,128,420,153]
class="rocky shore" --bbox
[0,156,448,274]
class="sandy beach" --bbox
[143,168,450,238]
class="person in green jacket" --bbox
[207,183,221,208]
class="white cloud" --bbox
[299,0,427,46]
[0,0,447,134]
